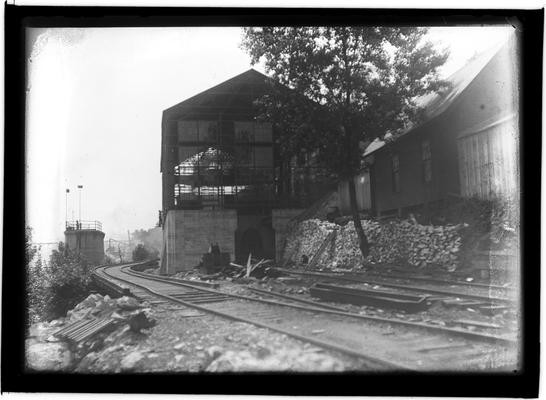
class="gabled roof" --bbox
[161,68,321,172]
[363,34,514,158]
[163,69,272,117]
[161,69,273,172]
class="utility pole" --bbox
[77,185,83,223]
[65,188,70,226]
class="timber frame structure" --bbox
[160,69,335,273]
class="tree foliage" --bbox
[27,239,94,323]
[242,27,449,178]
[25,227,37,265]
[242,27,449,259]
[132,243,151,262]
[132,227,162,259]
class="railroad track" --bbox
[276,268,515,309]
[93,263,518,372]
[352,269,516,292]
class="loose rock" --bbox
[120,351,144,370]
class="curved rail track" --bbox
[93,262,518,372]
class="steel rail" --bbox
[247,287,349,312]
[114,266,516,345]
[276,269,512,304]
[98,264,413,371]
[349,270,515,291]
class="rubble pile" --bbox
[26,293,156,372]
[283,219,337,266]
[284,218,466,270]
[65,293,146,322]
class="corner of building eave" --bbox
[160,111,168,174]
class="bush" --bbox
[27,241,94,323]
[132,244,150,262]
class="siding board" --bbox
[457,117,517,200]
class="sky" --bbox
[25,25,514,244]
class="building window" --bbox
[235,145,254,166]
[178,120,198,141]
[199,121,218,142]
[235,121,273,143]
[234,121,254,142]
[422,140,432,183]
[391,154,400,193]
[254,122,272,142]
[177,120,218,142]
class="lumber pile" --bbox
[229,255,281,279]
[283,218,466,271]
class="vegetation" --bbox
[242,27,448,261]
[26,228,94,323]
[132,243,152,262]
[132,227,162,257]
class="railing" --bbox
[65,220,103,231]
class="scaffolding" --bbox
[161,70,336,214]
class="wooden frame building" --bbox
[160,70,334,274]
[337,33,519,218]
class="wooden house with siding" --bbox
[337,33,519,217]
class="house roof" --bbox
[163,69,272,117]
[161,68,321,172]
[457,112,517,139]
[363,34,514,158]
[161,69,272,172]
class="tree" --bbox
[131,227,162,258]
[25,226,37,265]
[242,27,449,260]
[132,244,151,262]
[25,226,40,325]
[27,241,94,322]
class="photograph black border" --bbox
[3,5,542,396]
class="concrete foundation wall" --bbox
[161,209,237,275]
[272,209,304,263]
[64,230,105,265]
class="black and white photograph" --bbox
[4,4,541,396]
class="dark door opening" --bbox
[239,228,264,262]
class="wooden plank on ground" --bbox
[306,231,336,270]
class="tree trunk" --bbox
[347,176,370,259]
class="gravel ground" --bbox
[155,267,519,339]
[240,275,519,337]
[26,262,519,374]
[74,302,372,373]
